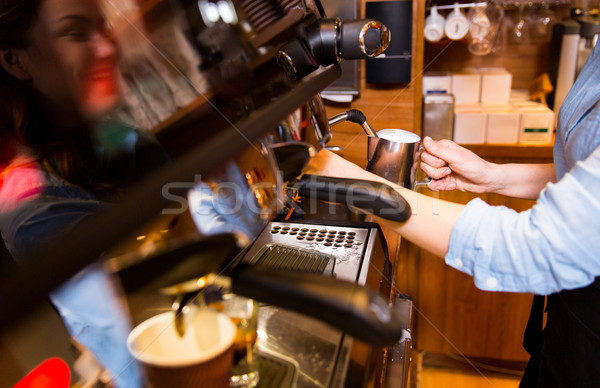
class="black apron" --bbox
[520,277,600,387]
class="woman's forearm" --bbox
[491,163,556,199]
[303,149,465,257]
[380,187,465,257]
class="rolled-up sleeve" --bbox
[447,146,600,295]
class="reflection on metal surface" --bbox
[359,20,391,57]
[187,137,283,245]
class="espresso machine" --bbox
[0,1,413,387]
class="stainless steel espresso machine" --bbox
[0,1,413,387]
[234,218,412,387]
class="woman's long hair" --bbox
[0,0,118,196]
[0,0,40,164]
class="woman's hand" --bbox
[420,137,500,193]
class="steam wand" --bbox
[328,109,378,137]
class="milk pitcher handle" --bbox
[414,145,432,190]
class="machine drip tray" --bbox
[251,243,335,276]
[255,351,297,388]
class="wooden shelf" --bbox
[462,139,554,163]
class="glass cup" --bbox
[467,3,504,56]
[210,293,260,387]
[523,1,556,42]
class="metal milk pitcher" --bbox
[366,129,429,190]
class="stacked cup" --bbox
[425,2,503,54]
[425,3,469,42]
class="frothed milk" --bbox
[377,129,420,143]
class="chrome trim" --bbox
[359,20,390,57]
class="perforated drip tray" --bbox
[255,351,297,388]
[251,243,335,276]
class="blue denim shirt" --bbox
[447,43,600,295]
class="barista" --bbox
[306,41,600,387]
[0,0,168,386]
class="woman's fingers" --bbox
[422,137,462,164]
[427,176,457,191]
[421,149,448,168]
[421,160,452,179]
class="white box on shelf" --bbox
[453,104,487,144]
[451,69,481,104]
[479,67,512,104]
[516,106,555,144]
[511,100,549,111]
[483,104,520,144]
[423,71,452,95]
[509,89,531,103]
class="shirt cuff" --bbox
[445,198,499,290]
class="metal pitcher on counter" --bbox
[327,109,430,190]
[367,128,430,190]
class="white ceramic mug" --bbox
[424,6,446,42]
[444,3,469,40]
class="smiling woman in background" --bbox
[0,0,169,386]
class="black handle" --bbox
[345,109,367,125]
[114,234,240,293]
[296,174,411,222]
[231,264,404,347]
[270,142,316,182]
